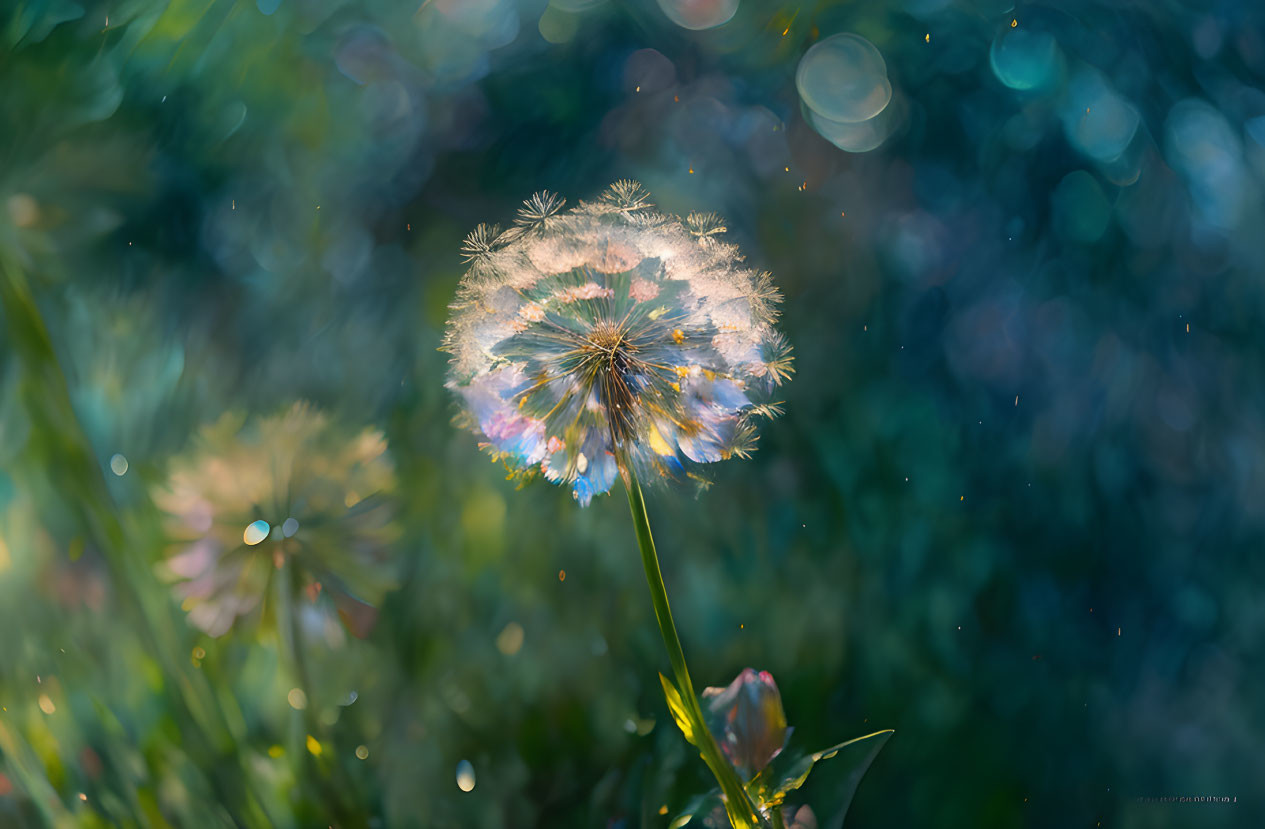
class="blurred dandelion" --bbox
[443,180,792,506]
[154,403,397,638]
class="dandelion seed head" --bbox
[153,404,398,637]
[443,182,792,506]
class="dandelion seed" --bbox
[516,191,566,228]
[460,223,502,264]
[604,179,654,212]
[442,182,793,505]
[685,212,727,239]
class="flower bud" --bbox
[702,668,790,779]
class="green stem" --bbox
[624,470,762,829]
[279,560,313,715]
[277,559,364,827]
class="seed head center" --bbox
[583,320,642,442]
[584,321,636,374]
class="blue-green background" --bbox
[1,0,1263,827]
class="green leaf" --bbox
[749,729,893,825]
[659,672,697,745]
[669,791,724,829]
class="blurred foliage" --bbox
[2,0,1265,827]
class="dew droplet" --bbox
[456,759,476,792]
[243,520,270,546]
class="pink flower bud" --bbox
[702,668,790,779]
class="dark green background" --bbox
[2,0,1263,826]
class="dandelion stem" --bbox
[277,559,361,826]
[624,469,762,828]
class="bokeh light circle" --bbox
[1051,170,1111,243]
[456,759,476,792]
[989,27,1061,91]
[1061,69,1140,163]
[656,0,739,31]
[796,33,892,123]
[243,520,270,546]
[803,97,901,153]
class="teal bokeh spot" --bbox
[1051,170,1111,243]
[989,28,1061,91]
[1061,69,1140,163]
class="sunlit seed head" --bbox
[442,182,792,506]
[109,453,128,476]
[287,688,308,710]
